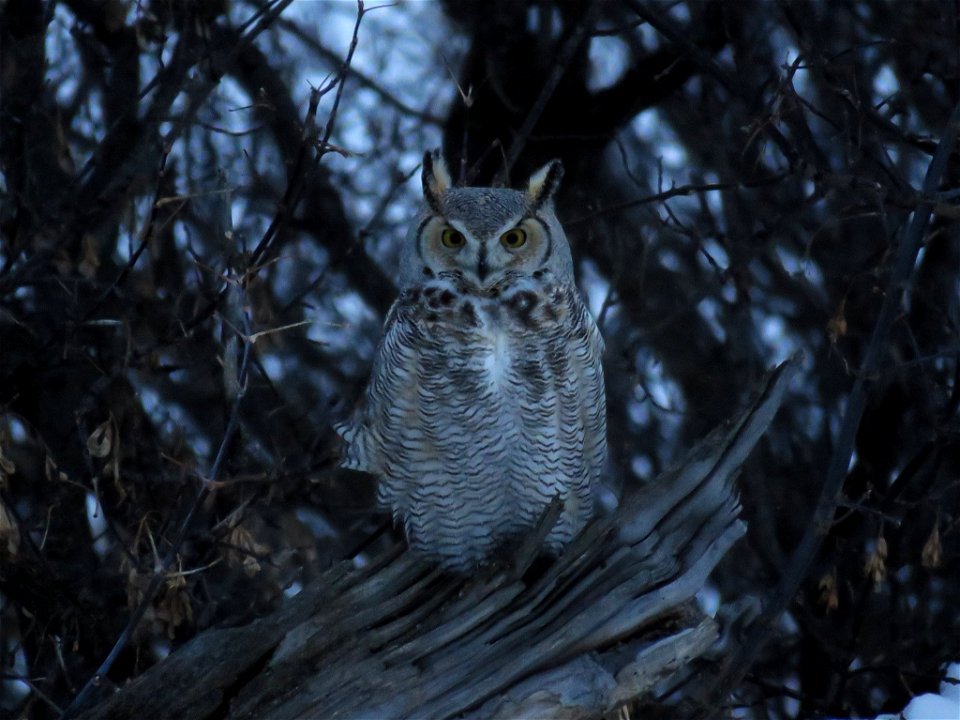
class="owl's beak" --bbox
[476,244,489,282]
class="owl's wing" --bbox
[335,298,419,475]
[577,304,608,480]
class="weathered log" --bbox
[75,356,799,720]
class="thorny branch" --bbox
[250,0,367,269]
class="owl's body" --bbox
[338,154,606,572]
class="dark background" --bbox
[1,1,958,717]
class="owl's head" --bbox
[398,151,574,290]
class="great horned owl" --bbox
[337,152,607,572]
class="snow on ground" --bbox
[873,662,959,720]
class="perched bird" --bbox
[337,152,606,572]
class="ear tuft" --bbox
[526,160,564,210]
[422,150,452,213]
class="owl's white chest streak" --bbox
[476,305,516,392]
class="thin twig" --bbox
[275,16,443,125]
[250,0,366,269]
[83,146,172,320]
[497,2,604,182]
[568,174,790,225]
[624,0,798,167]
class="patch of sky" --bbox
[645,374,677,412]
[285,1,458,119]
[779,611,799,635]
[696,298,727,343]
[211,76,259,132]
[152,640,171,661]
[873,64,899,102]
[172,218,193,253]
[526,3,563,39]
[385,198,413,225]
[761,132,791,171]
[911,245,928,277]
[156,30,179,70]
[2,649,29,706]
[296,507,339,539]
[748,256,772,287]
[781,43,809,96]
[580,259,613,321]
[700,172,726,217]
[630,454,653,480]
[666,3,691,23]
[596,483,619,512]
[750,307,798,364]
[713,45,735,72]
[133,374,211,459]
[113,196,154,263]
[659,249,681,272]
[774,244,826,297]
[260,354,285,381]
[720,281,736,304]
[848,450,859,474]
[7,417,28,444]
[635,18,659,49]
[701,238,730,271]
[47,6,81,106]
[284,581,303,599]
[632,109,688,170]
[784,675,801,718]
[627,396,650,428]
[85,491,111,557]
[795,401,825,442]
[313,290,378,358]
[587,34,631,92]
[138,384,161,418]
[634,355,686,425]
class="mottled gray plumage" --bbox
[337,152,606,572]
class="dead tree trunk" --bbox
[74,357,799,720]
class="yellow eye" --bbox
[441,227,465,248]
[500,228,527,249]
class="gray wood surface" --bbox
[77,356,800,720]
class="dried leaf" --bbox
[864,536,888,590]
[157,585,193,639]
[78,233,100,279]
[127,568,147,610]
[817,570,839,612]
[87,419,114,459]
[0,448,14,477]
[226,523,270,577]
[827,299,848,343]
[922,523,943,569]
[153,559,194,638]
[0,499,19,556]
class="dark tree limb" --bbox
[72,356,799,720]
